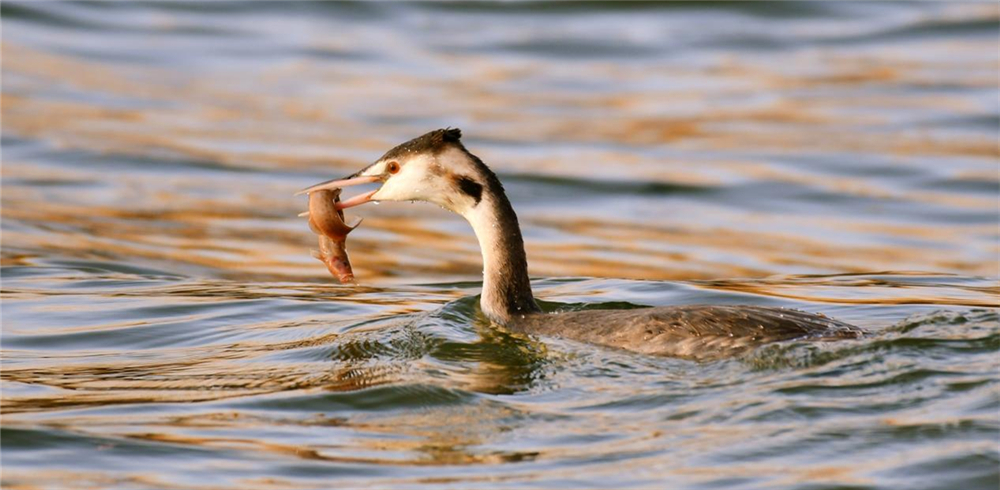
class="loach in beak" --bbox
[303,188,363,283]
[296,165,385,281]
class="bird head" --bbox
[298,128,488,216]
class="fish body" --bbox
[307,189,360,283]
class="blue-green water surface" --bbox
[2,2,998,489]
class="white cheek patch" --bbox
[367,149,484,210]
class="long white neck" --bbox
[461,187,540,324]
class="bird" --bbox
[298,129,864,359]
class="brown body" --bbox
[509,305,863,360]
[307,189,359,283]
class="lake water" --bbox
[2,2,998,489]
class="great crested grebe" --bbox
[299,129,863,359]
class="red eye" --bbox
[387,161,400,174]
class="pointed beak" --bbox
[295,175,381,196]
[295,174,382,210]
[335,189,379,210]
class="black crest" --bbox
[379,128,463,162]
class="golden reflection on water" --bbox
[4,16,999,284]
[2,3,999,488]
[2,0,997,419]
